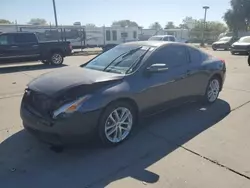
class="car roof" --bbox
[120,41,187,48]
[240,36,250,39]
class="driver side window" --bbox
[0,35,8,45]
[152,45,188,68]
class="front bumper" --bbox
[212,43,229,49]
[231,48,249,53]
[20,104,101,145]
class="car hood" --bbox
[28,67,124,97]
[232,42,250,46]
[213,41,228,45]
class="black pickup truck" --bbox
[0,32,72,65]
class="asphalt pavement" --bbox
[0,50,250,188]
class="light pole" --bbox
[201,6,209,47]
[52,0,58,27]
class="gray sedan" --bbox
[20,41,226,147]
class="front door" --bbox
[0,34,17,60]
[13,33,40,59]
[135,44,190,115]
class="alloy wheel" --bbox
[207,79,220,102]
[51,53,63,65]
[104,107,133,143]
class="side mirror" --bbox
[146,63,169,73]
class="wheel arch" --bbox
[101,97,139,122]
[210,73,223,91]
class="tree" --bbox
[0,19,11,24]
[112,20,138,27]
[149,22,162,30]
[164,21,176,29]
[181,17,196,29]
[28,18,47,25]
[223,0,250,34]
[190,20,227,40]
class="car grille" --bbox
[23,89,54,118]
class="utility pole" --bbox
[52,0,58,27]
[201,6,209,47]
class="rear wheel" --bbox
[203,77,221,104]
[50,52,64,65]
[98,101,136,146]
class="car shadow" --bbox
[0,99,230,188]
[0,63,67,74]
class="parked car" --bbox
[0,32,72,65]
[20,41,226,147]
[148,35,176,42]
[212,36,236,51]
[231,36,250,55]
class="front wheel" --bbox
[50,52,64,65]
[98,102,136,146]
[203,77,221,104]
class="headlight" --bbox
[53,95,90,119]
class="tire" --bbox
[231,51,236,55]
[203,76,221,104]
[98,101,136,146]
[212,47,217,51]
[248,55,250,66]
[50,52,64,65]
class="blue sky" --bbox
[1,0,231,27]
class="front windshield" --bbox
[148,36,163,41]
[84,45,151,74]
[219,37,231,42]
[239,37,250,43]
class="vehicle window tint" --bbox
[0,35,8,45]
[14,33,37,44]
[0,35,14,45]
[169,37,175,41]
[153,45,188,67]
[187,47,202,64]
[163,37,169,41]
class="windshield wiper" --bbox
[103,47,142,72]
[126,47,151,74]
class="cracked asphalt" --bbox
[0,51,250,188]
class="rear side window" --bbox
[163,37,169,41]
[0,35,8,45]
[153,45,188,68]
[169,37,175,41]
[0,34,14,45]
[187,47,202,64]
[14,33,37,44]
